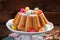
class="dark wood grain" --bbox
[44,12,60,26]
[0,25,11,39]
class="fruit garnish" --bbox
[34,7,39,11]
[12,25,17,30]
[30,29,35,32]
[20,8,25,13]
[39,27,45,32]
[26,10,31,16]
[25,7,30,11]
[37,10,43,15]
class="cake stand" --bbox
[6,19,54,40]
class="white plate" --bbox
[6,19,54,35]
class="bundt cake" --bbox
[12,7,48,32]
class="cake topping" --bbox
[39,28,44,32]
[31,10,36,14]
[30,29,35,32]
[26,10,37,16]
[20,8,25,13]
[34,7,39,11]
[12,25,17,30]
[26,10,32,16]
[37,10,43,15]
[25,7,30,11]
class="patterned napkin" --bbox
[2,31,60,40]
[2,36,13,40]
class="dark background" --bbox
[0,0,60,39]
